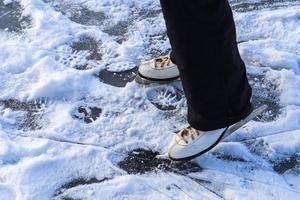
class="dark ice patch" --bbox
[68,7,106,26]
[138,9,161,19]
[103,20,131,43]
[147,87,183,111]
[60,198,75,200]
[0,99,45,130]
[71,36,102,61]
[103,9,161,43]
[44,1,158,40]
[73,106,102,123]
[273,153,300,174]
[44,0,106,26]
[248,73,281,122]
[69,36,102,70]
[213,152,248,162]
[49,0,130,42]
[230,0,300,12]
[0,1,30,32]
[118,149,201,175]
[53,177,111,199]
[98,68,137,87]
[243,139,276,165]
[58,36,102,70]
[0,99,41,111]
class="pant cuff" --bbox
[188,103,253,131]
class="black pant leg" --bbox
[160,0,252,131]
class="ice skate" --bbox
[135,54,180,84]
[168,105,268,161]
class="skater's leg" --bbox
[160,0,252,131]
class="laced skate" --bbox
[168,105,268,161]
[135,54,180,84]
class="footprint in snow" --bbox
[72,105,102,124]
[146,86,184,111]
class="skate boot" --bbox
[168,126,228,161]
[168,105,268,161]
[135,54,180,84]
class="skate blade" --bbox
[222,104,268,139]
[135,74,180,85]
[134,74,153,85]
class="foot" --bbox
[168,125,228,161]
[168,105,268,161]
[138,54,180,81]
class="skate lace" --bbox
[179,126,201,144]
[154,56,171,68]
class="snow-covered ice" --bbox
[1,0,300,199]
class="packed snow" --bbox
[1,0,300,199]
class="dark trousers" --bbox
[160,0,252,131]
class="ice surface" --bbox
[1,0,300,199]
[230,0,300,12]
[0,0,30,32]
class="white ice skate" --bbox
[168,105,268,161]
[135,54,180,84]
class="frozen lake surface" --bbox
[1,0,300,199]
